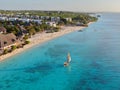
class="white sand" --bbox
[0,25,89,61]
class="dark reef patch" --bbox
[24,62,53,74]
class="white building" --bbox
[51,17,60,22]
[8,18,18,21]
[0,17,8,21]
[46,22,57,27]
[33,19,42,24]
[66,18,72,22]
[19,18,31,22]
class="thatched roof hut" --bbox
[0,33,19,49]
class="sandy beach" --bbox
[0,25,88,61]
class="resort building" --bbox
[46,22,57,27]
[33,19,42,24]
[65,18,72,22]
[0,17,8,21]
[19,18,31,23]
[51,17,60,22]
[8,17,18,21]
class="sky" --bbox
[0,0,120,12]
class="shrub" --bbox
[54,29,59,32]
[25,40,30,44]
[3,49,8,54]
[23,35,29,40]
[11,45,17,51]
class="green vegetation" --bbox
[0,10,97,19]
[23,35,29,40]
[5,25,20,35]
[0,10,98,37]
[73,14,98,25]
[3,49,8,54]
[54,27,60,32]
[25,40,30,44]
[11,45,17,51]
[0,10,98,55]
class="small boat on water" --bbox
[78,30,83,32]
[64,53,71,66]
[97,15,101,17]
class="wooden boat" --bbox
[78,30,83,32]
[64,62,69,66]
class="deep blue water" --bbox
[0,13,120,90]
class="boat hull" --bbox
[64,62,69,66]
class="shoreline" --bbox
[0,24,92,62]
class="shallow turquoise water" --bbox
[1,13,120,90]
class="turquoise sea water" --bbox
[1,13,120,90]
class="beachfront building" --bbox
[0,17,8,21]
[65,18,72,22]
[41,16,46,20]
[8,17,18,21]
[46,22,57,27]
[51,17,60,22]
[51,17,56,22]
[0,27,7,34]
[19,18,31,23]
[0,33,19,51]
[33,19,42,24]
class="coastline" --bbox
[0,24,92,62]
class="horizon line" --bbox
[0,9,120,14]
